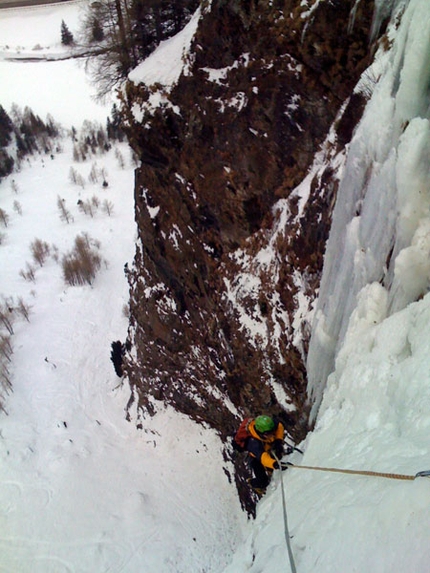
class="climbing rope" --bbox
[287,464,430,481]
[273,453,297,573]
[270,452,429,573]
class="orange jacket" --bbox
[247,419,285,470]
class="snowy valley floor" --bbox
[2,2,430,572]
[0,5,246,572]
[0,136,246,572]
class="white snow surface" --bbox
[0,5,245,573]
[228,1,430,571]
[2,2,430,573]
[0,1,112,128]
[128,7,201,90]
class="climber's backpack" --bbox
[232,417,251,452]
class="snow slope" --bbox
[2,1,430,573]
[0,4,245,572]
[225,1,430,572]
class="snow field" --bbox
[0,0,111,128]
[226,288,430,573]
[226,1,430,571]
[0,1,82,50]
[0,4,246,570]
[0,134,245,572]
[2,1,430,572]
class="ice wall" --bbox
[307,0,430,420]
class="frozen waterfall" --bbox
[307,0,430,420]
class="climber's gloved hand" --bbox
[273,439,284,458]
[273,461,289,471]
[286,445,294,455]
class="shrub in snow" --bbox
[19,263,36,283]
[30,238,50,267]
[62,233,102,286]
[0,208,9,228]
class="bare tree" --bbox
[79,0,199,100]
[30,238,50,267]
[62,233,102,286]
[0,335,13,362]
[78,199,95,218]
[88,162,99,184]
[69,166,79,184]
[13,201,22,216]
[80,0,137,100]
[16,297,31,322]
[115,147,125,169]
[57,196,74,224]
[0,208,9,228]
[102,198,114,216]
[0,301,14,335]
[76,173,86,189]
[19,263,36,283]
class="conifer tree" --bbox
[91,17,104,42]
[0,106,13,147]
[80,0,199,99]
[61,20,74,46]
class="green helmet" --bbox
[254,415,275,433]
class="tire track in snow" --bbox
[0,480,53,513]
[0,535,137,573]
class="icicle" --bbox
[347,0,362,35]
[307,0,430,421]
[369,0,407,44]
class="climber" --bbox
[233,414,289,494]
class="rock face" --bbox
[121,0,377,512]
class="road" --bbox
[0,0,77,10]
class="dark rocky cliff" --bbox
[120,0,379,512]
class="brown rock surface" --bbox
[121,0,376,513]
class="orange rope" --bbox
[289,464,417,481]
